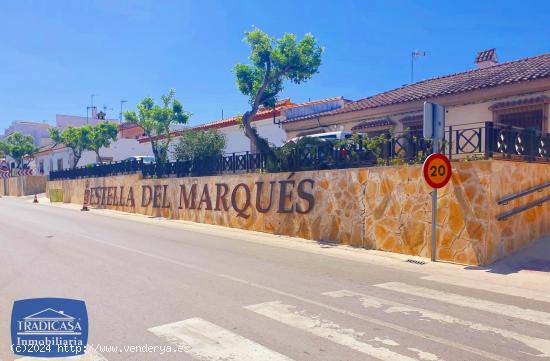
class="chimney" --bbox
[91,106,98,119]
[475,48,498,69]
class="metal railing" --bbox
[496,181,550,221]
[48,121,550,181]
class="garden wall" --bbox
[47,160,550,265]
[1,176,47,196]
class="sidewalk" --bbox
[25,194,550,301]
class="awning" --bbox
[488,96,549,112]
[351,118,395,131]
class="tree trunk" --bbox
[242,111,274,158]
[72,156,80,169]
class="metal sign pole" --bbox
[423,102,445,262]
[431,138,440,262]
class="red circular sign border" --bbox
[423,153,452,189]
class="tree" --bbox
[234,28,323,156]
[173,129,226,161]
[0,132,38,168]
[49,126,91,169]
[88,122,119,162]
[124,89,191,164]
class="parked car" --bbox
[123,156,156,164]
[286,131,353,144]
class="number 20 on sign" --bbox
[423,153,452,189]
[423,153,452,262]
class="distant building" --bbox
[33,122,151,175]
[55,106,118,130]
[1,120,51,146]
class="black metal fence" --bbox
[49,121,549,181]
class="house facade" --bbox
[33,122,151,175]
[138,97,346,155]
[282,50,550,141]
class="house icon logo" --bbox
[17,308,82,336]
[11,298,88,357]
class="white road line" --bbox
[422,274,550,304]
[375,282,550,327]
[245,300,442,361]
[324,289,550,358]
[148,317,294,361]
[14,348,107,360]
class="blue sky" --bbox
[1,0,549,130]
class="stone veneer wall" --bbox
[1,176,47,196]
[46,160,549,265]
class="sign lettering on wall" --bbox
[88,179,316,217]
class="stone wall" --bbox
[1,176,47,196]
[47,160,550,265]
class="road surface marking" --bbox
[72,233,515,361]
[245,300,442,361]
[14,348,107,360]
[324,289,550,358]
[148,317,294,361]
[374,282,550,327]
[422,274,550,303]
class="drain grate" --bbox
[405,259,427,265]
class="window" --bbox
[57,158,63,171]
[39,160,44,174]
[497,109,543,131]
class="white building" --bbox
[138,97,346,155]
[55,106,118,131]
[33,122,152,175]
[1,120,51,146]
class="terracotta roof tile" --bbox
[300,52,550,121]
[193,99,292,131]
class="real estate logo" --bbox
[11,298,88,357]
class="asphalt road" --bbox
[1,197,549,361]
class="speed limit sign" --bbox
[423,153,452,189]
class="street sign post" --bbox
[423,102,447,262]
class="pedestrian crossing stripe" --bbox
[323,289,550,358]
[148,317,294,361]
[421,274,550,304]
[375,282,550,327]
[245,300,440,361]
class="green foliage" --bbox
[234,28,323,154]
[88,122,118,160]
[124,89,191,164]
[173,129,226,161]
[49,126,91,169]
[267,136,326,172]
[0,131,38,168]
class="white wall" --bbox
[218,117,288,154]
[78,138,154,165]
[35,138,154,175]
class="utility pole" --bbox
[119,100,127,123]
[411,51,427,83]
